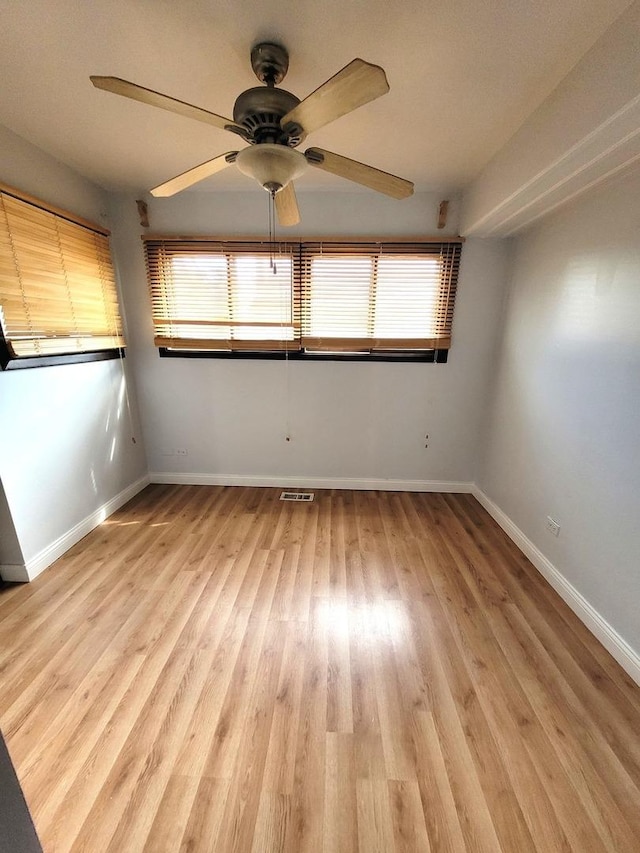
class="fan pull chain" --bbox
[268,189,278,275]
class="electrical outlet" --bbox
[176,448,188,457]
[546,516,560,537]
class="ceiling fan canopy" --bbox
[91,41,414,225]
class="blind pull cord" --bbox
[268,190,277,275]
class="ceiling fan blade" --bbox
[275,183,300,227]
[90,76,246,135]
[305,148,413,199]
[281,59,389,139]
[150,152,237,197]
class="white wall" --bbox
[110,189,508,488]
[477,168,640,662]
[0,124,147,578]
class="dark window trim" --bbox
[159,347,448,364]
[0,332,126,370]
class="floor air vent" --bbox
[280,491,314,502]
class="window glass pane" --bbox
[308,256,372,337]
[170,254,229,339]
[374,256,441,339]
[230,255,294,340]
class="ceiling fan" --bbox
[91,43,414,226]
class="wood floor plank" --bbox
[284,596,328,853]
[313,493,333,597]
[214,619,287,853]
[323,732,357,853]
[388,779,432,853]
[413,617,508,853]
[173,606,252,779]
[269,545,300,622]
[142,774,200,853]
[251,791,290,853]
[262,621,308,795]
[356,779,395,853]
[348,599,382,735]
[370,605,419,782]
[0,485,638,853]
[201,608,272,782]
[178,777,231,853]
[411,711,468,853]
[326,597,354,734]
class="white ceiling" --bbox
[0,0,632,196]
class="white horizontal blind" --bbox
[0,187,124,358]
[300,242,461,351]
[144,240,299,351]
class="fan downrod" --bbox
[251,43,289,86]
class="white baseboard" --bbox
[0,474,150,583]
[150,472,474,494]
[472,486,640,686]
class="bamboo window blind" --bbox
[0,185,124,359]
[143,237,462,354]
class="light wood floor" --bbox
[1,486,639,852]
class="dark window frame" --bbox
[158,346,448,364]
[0,326,125,370]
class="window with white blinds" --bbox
[0,184,124,364]
[143,238,462,356]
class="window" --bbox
[145,241,299,351]
[0,184,124,369]
[144,238,462,360]
[300,242,460,352]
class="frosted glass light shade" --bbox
[236,144,307,191]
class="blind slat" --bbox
[302,336,451,351]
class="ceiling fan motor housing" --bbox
[233,87,301,146]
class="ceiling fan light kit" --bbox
[91,42,414,225]
[235,144,308,194]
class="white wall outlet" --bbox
[176,448,188,456]
[546,516,560,537]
